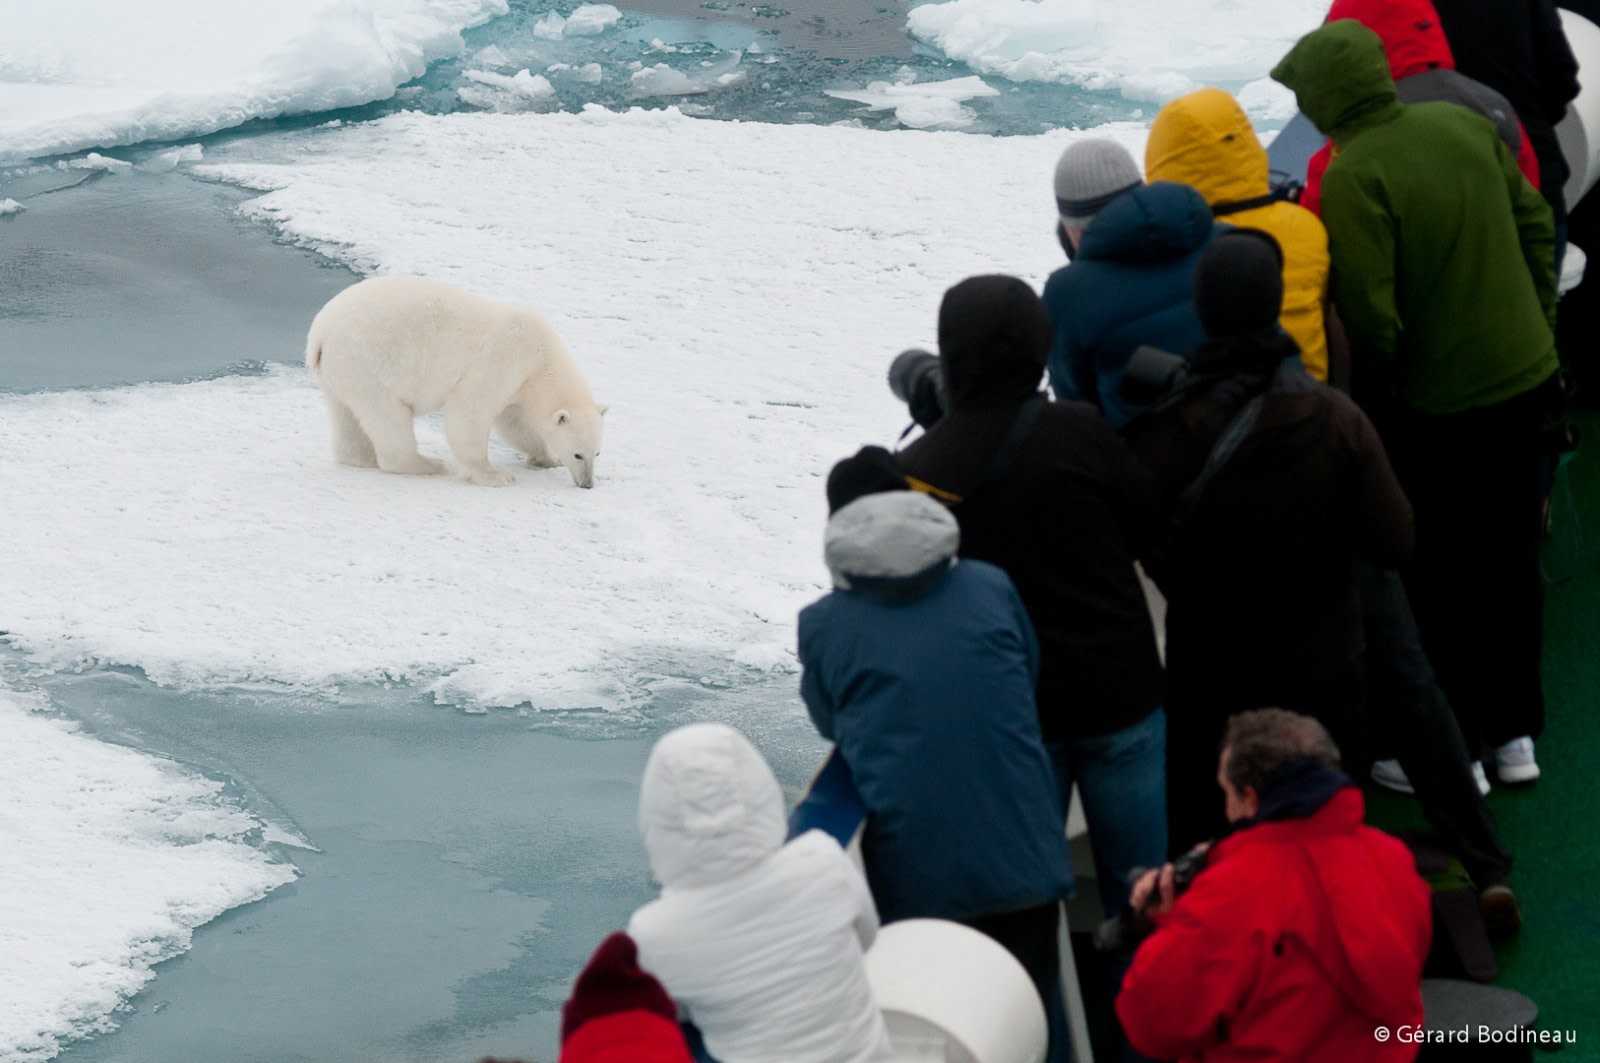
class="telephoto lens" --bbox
[887,349,946,429]
[1120,345,1190,406]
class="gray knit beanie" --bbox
[1054,139,1143,225]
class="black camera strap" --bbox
[979,395,1047,490]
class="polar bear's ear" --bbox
[554,409,570,426]
[598,404,609,417]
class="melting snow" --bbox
[0,690,294,1063]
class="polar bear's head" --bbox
[547,404,606,489]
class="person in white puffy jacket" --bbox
[627,722,893,1063]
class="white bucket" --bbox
[1556,8,1600,208]
[865,919,1047,1063]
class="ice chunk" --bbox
[457,69,557,111]
[826,75,1000,130]
[533,11,567,38]
[0,0,511,162]
[650,37,678,52]
[0,691,294,1061]
[474,44,513,68]
[564,4,623,35]
[631,53,745,97]
[61,151,133,173]
[548,62,604,84]
[533,3,622,39]
[906,0,1325,106]
[137,143,204,173]
[0,198,23,216]
[1236,77,1298,122]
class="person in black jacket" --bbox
[1432,0,1582,270]
[896,275,1168,920]
[1121,230,1415,852]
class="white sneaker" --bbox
[1473,761,1492,796]
[1494,737,1541,784]
[1371,759,1415,795]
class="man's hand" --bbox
[1130,863,1178,917]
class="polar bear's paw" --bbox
[466,466,517,488]
[381,454,449,477]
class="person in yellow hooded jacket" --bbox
[1146,88,1339,384]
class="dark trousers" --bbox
[1360,564,1514,886]
[1388,380,1558,753]
[962,903,1071,1063]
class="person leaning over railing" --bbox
[1116,709,1431,1063]
[799,454,1074,1063]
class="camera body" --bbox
[1119,345,1192,409]
[888,349,947,429]
[1092,844,1211,955]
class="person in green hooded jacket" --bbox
[1272,20,1563,783]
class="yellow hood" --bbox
[1145,88,1269,207]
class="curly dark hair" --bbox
[1221,708,1341,794]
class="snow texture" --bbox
[0,106,1147,716]
[0,690,294,1063]
[532,3,621,39]
[906,0,1323,117]
[0,0,509,162]
[826,74,1001,130]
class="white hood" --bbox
[639,723,787,890]
[824,490,960,591]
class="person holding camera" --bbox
[891,275,1169,933]
[1120,228,1413,852]
[1115,708,1431,1063]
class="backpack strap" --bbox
[907,395,1047,506]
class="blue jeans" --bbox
[1046,709,1168,918]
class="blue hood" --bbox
[1077,182,1215,265]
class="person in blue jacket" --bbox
[1044,138,1218,427]
[798,452,1073,1060]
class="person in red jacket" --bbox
[1117,708,1431,1063]
[559,932,692,1063]
[1300,0,1540,216]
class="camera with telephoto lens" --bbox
[888,348,947,430]
[1119,345,1193,408]
[1092,844,1211,954]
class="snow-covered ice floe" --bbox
[826,72,1001,131]
[533,3,622,40]
[0,689,294,1063]
[906,0,1327,119]
[0,0,510,162]
[0,106,1146,716]
[457,68,558,111]
[630,53,748,97]
[0,198,23,217]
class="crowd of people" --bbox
[521,0,1584,1060]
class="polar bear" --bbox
[305,276,606,488]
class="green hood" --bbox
[1272,20,1400,139]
